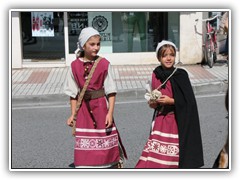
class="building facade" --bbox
[11,10,212,68]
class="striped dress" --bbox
[64,57,127,168]
[135,73,179,168]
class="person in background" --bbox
[213,89,229,168]
[219,11,229,59]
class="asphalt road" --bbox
[11,93,228,169]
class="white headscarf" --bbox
[156,40,177,58]
[75,27,100,57]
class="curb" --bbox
[192,81,228,95]
[12,81,228,107]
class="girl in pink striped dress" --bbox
[136,40,204,168]
[64,27,127,168]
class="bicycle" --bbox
[195,14,221,68]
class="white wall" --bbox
[179,12,203,64]
[11,12,22,68]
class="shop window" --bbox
[68,12,113,54]
[68,12,88,54]
[68,11,180,55]
[168,12,180,49]
[21,12,65,61]
[112,12,179,52]
[112,12,147,52]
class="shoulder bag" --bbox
[72,56,102,136]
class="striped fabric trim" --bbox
[75,133,119,150]
[76,127,117,133]
[151,130,178,138]
[143,138,179,156]
[139,156,179,166]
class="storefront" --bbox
[11,10,209,68]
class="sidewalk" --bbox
[11,62,229,104]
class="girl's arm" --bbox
[105,93,116,128]
[67,96,77,127]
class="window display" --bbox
[112,12,179,53]
[21,12,65,60]
[21,11,180,61]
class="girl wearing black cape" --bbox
[135,40,204,168]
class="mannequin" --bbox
[123,12,146,52]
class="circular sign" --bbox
[92,15,108,32]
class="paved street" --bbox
[11,94,228,169]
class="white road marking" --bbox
[11,93,226,110]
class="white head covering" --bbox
[156,40,177,58]
[75,27,100,57]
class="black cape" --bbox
[153,66,204,168]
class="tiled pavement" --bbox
[11,63,229,97]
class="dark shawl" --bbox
[153,66,204,168]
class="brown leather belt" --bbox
[83,89,105,101]
[83,89,105,128]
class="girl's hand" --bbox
[67,115,74,127]
[105,113,113,128]
[156,95,174,105]
[148,100,158,109]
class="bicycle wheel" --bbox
[213,51,217,63]
[204,35,214,68]
[213,41,218,63]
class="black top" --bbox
[154,66,204,168]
